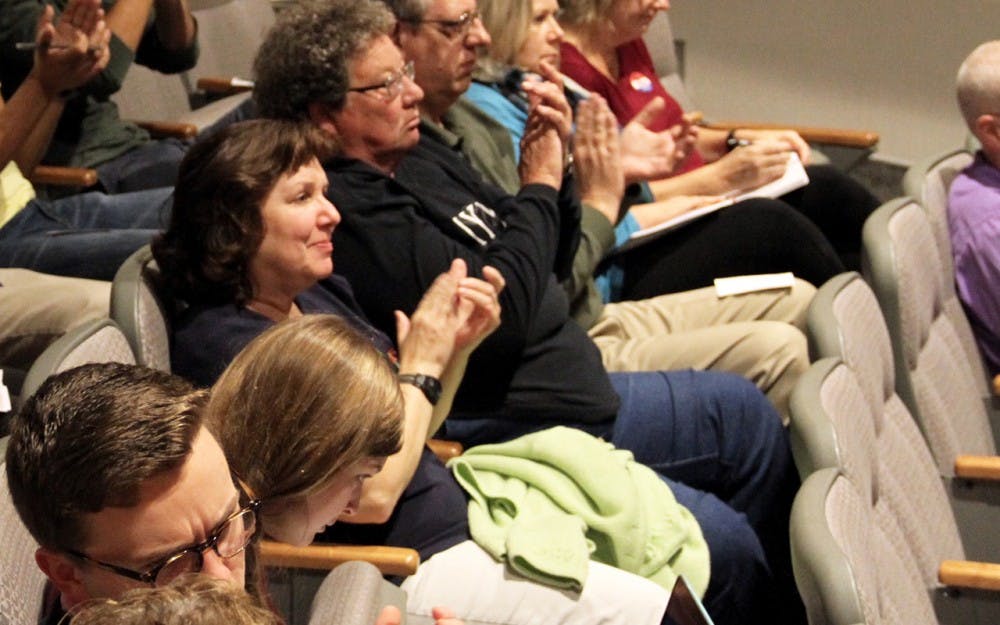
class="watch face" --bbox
[400,374,442,405]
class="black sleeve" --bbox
[329,164,563,407]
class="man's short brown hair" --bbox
[5,363,207,552]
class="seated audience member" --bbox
[69,576,281,625]
[6,364,256,624]
[154,119,673,625]
[950,40,1000,376]
[462,0,841,295]
[251,2,802,623]
[207,314,683,625]
[555,0,879,294]
[0,0,198,193]
[0,0,173,280]
[387,0,818,418]
[0,269,109,373]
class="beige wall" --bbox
[667,1,998,164]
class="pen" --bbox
[15,41,103,51]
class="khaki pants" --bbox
[0,269,110,371]
[589,279,815,421]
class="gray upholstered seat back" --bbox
[111,246,172,372]
[790,468,938,625]
[797,273,965,585]
[862,199,997,471]
[901,149,988,393]
[20,318,136,400]
[0,460,47,625]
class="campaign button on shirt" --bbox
[628,71,654,93]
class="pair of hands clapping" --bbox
[31,0,110,98]
[394,259,505,378]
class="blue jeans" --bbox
[96,138,189,194]
[0,187,173,280]
[440,369,802,625]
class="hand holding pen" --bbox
[25,0,111,97]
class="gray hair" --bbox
[379,0,430,23]
[253,0,395,119]
[956,40,1000,130]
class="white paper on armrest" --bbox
[714,272,796,297]
[626,152,809,244]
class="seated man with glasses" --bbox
[5,363,258,624]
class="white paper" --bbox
[714,272,796,297]
[0,370,11,413]
[626,152,810,244]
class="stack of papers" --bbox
[616,152,809,254]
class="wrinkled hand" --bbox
[454,265,504,355]
[33,0,110,96]
[395,260,467,378]
[714,141,791,192]
[734,128,810,165]
[518,104,564,190]
[573,95,624,224]
[620,97,678,183]
[520,60,573,143]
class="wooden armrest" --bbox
[427,438,463,462]
[29,165,98,187]
[133,120,199,140]
[703,121,879,149]
[992,374,1000,396]
[939,560,1000,591]
[197,76,254,96]
[954,455,1000,481]
[260,540,419,576]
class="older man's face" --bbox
[396,0,491,121]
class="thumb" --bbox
[375,605,402,625]
[629,96,666,129]
[394,310,411,345]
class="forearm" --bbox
[350,384,435,523]
[0,74,63,173]
[13,98,65,175]
[428,350,469,438]
[105,0,155,51]
[647,161,732,198]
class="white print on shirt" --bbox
[451,202,504,247]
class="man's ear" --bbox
[308,101,341,141]
[974,114,1000,168]
[35,548,90,610]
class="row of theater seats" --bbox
[785,148,1000,625]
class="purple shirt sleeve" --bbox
[948,152,1000,374]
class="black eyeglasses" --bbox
[347,61,415,102]
[65,499,261,586]
[403,10,481,40]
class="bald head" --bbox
[957,41,1000,130]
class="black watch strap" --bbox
[398,373,442,405]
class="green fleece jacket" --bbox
[447,426,709,596]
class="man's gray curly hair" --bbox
[253,0,395,120]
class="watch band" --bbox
[398,373,442,405]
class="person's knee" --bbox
[684,491,770,625]
[786,278,816,328]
